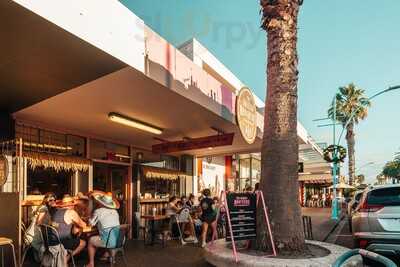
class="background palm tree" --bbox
[382,159,400,183]
[328,83,371,185]
[257,0,305,252]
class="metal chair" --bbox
[0,237,17,267]
[134,212,149,245]
[21,221,34,266]
[104,224,130,267]
[171,208,196,245]
[39,224,76,267]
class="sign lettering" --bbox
[236,87,257,144]
[152,133,234,154]
[226,193,257,242]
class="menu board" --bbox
[226,192,257,242]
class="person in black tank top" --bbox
[51,196,87,262]
[200,189,217,248]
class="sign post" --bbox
[218,190,276,262]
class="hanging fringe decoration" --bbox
[143,166,185,180]
[24,152,91,172]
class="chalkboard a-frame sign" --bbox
[225,193,257,242]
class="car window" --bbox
[355,192,363,201]
[367,187,400,206]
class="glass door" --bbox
[93,163,128,222]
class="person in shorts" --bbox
[200,189,217,248]
[86,191,120,267]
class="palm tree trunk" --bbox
[257,0,305,252]
[346,122,355,185]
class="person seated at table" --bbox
[166,196,197,243]
[36,192,57,225]
[26,193,57,262]
[74,192,90,222]
[181,195,188,207]
[200,189,217,248]
[86,191,120,267]
[186,194,195,208]
[166,196,180,216]
[52,195,87,261]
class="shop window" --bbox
[27,166,73,198]
[160,155,180,170]
[238,156,261,191]
[90,139,130,163]
[251,158,261,187]
[239,158,251,191]
[15,123,86,156]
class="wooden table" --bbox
[82,226,96,233]
[141,215,168,245]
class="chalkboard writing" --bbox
[226,192,257,242]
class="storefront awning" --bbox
[24,152,91,172]
[142,166,186,181]
[299,173,332,184]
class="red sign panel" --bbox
[152,133,234,154]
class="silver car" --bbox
[352,184,400,263]
[347,190,365,232]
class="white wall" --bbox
[14,0,145,72]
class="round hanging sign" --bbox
[0,155,9,187]
[236,87,257,144]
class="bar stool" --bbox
[0,237,17,267]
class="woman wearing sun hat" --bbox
[86,191,120,267]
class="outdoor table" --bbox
[76,225,98,240]
[82,226,96,233]
[141,215,168,245]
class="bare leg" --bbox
[201,223,209,247]
[189,222,196,238]
[72,239,86,257]
[210,220,217,242]
[87,240,97,267]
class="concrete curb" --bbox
[204,239,362,267]
[322,213,346,242]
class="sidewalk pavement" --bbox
[24,240,212,267]
[24,209,346,267]
[302,207,344,242]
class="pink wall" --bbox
[145,26,236,122]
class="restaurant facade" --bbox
[0,0,331,253]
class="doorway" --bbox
[93,163,128,222]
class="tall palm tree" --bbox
[257,0,306,252]
[328,83,371,185]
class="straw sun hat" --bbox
[56,195,77,208]
[91,191,120,209]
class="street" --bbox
[302,207,354,249]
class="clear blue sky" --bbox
[121,0,400,183]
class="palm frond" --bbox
[327,83,371,125]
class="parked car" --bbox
[347,190,364,232]
[352,184,400,264]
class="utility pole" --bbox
[314,85,400,220]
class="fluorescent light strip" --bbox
[108,113,162,135]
